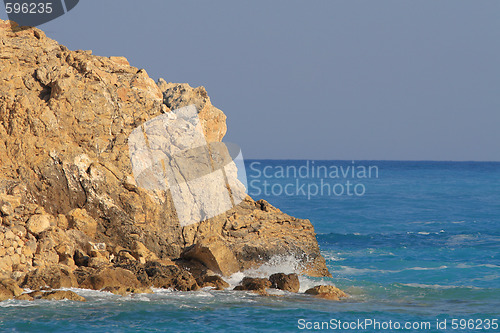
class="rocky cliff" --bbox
[0,20,330,285]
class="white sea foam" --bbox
[399,283,482,290]
[0,299,37,307]
[333,265,449,275]
[406,230,445,235]
[223,254,340,293]
[456,263,500,269]
[446,234,478,246]
[224,254,304,288]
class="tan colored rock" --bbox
[26,215,52,235]
[15,293,33,301]
[0,194,21,216]
[234,277,272,292]
[56,214,69,229]
[182,237,240,276]
[0,257,13,273]
[131,240,158,262]
[67,209,98,238]
[79,267,141,290]
[0,200,14,216]
[30,290,86,302]
[143,262,199,291]
[305,285,348,301]
[197,275,229,290]
[32,250,59,267]
[21,265,78,289]
[102,286,152,296]
[4,230,15,240]
[88,256,111,269]
[109,56,130,66]
[117,250,136,262]
[0,278,23,301]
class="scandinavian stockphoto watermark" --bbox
[3,0,79,30]
[248,160,379,199]
[128,105,247,227]
[297,318,499,331]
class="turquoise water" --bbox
[1,161,499,332]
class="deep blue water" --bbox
[1,160,499,332]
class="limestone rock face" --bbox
[0,19,329,281]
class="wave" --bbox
[397,283,483,290]
[223,255,342,293]
[455,263,500,269]
[332,265,449,275]
[317,231,500,249]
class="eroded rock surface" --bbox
[0,19,329,292]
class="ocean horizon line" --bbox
[244,158,500,163]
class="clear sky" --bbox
[2,1,499,161]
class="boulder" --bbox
[79,267,141,290]
[15,293,34,301]
[26,214,52,236]
[304,285,348,301]
[28,290,86,302]
[131,241,159,263]
[143,262,199,291]
[269,273,300,293]
[234,277,271,291]
[0,200,14,216]
[67,209,98,238]
[74,249,91,267]
[21,265,78,289]
[102,286,152,296]
[42,290,86,302]
[0,278,23,301]
[197,275,229,290]
[182,238,239,277]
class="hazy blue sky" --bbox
[3,1,499,160]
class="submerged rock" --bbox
[22,290,86,302]
[305,285,349,301]
[39,290,86,302]
[102,286,152,296]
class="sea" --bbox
[1,160,499,332]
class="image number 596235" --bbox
[5,2,53,14]
[3,0,79,29]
